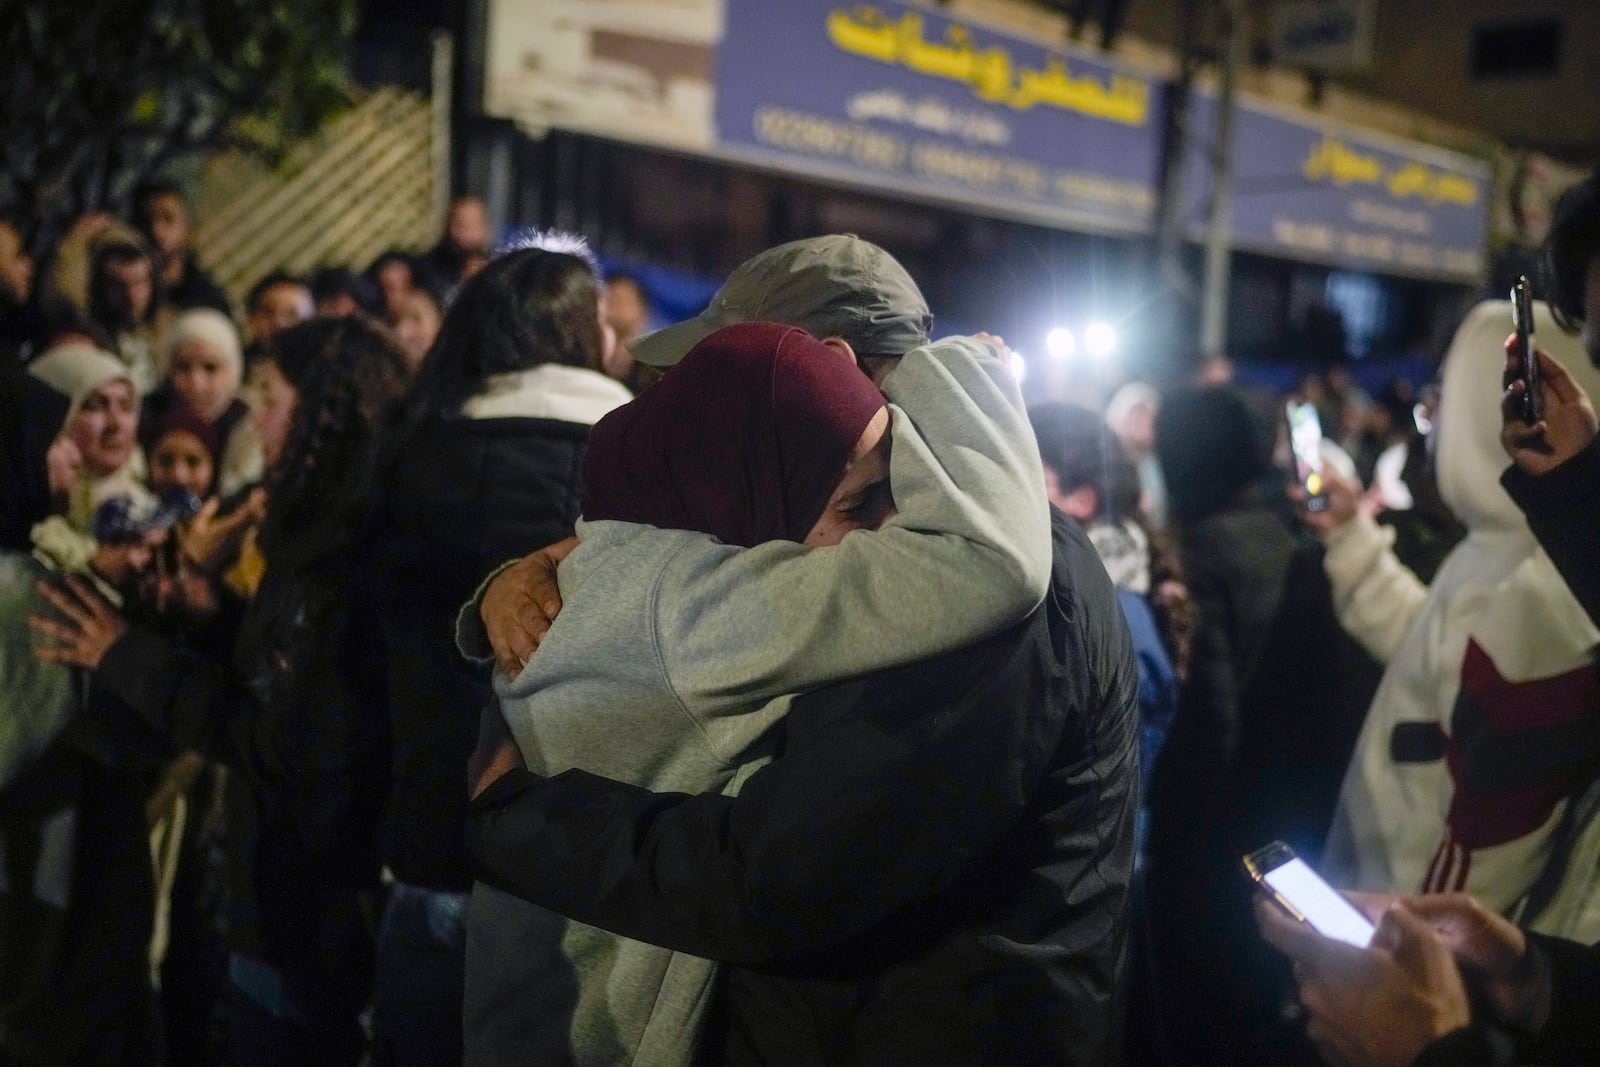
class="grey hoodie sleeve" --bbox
[646,336,1051,757]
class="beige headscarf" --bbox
[26,342,152,531]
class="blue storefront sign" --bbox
[1182,94,1491,282]
[482,0,1490,280]
[713,2,1164,234]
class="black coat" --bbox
[0,717,169,1067]
[365,414,591,890]
[467,509,1141,1066]
[95,537,390,1030]
[1504,437,1600,630]
[1409,932,1600,1067]
[1143,498,1383,1067]
[0,369,68,551]
[165,254,233,317]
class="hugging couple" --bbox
[460,235,1139,1067]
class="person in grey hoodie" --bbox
[458,314,1051,1065]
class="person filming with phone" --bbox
[1258,169,1600,1067]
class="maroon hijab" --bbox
[581,321,886,547]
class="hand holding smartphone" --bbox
[1245,841,1375,948]
[1510,276,1542,425]
[1286,402,1329,512]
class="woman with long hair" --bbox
[362,237,632,1066]
[33,317,411,1066]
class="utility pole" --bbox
[1154,0,1202,296]
[1199,0,1246,357]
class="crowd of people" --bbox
[1,162,1599,1067]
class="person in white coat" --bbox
[1303,298,1600,935]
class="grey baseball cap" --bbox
[629,235,932,368]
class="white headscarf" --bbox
[163,308,244,421]
[27,343,134,428]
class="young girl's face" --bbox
[394,289,443,372]
[251,360,298,471]
[149,430,215,498]
[171,339,231,419]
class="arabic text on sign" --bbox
[1300,136,1478,206]
[825,6,1150,127]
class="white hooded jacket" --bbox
[1323,300,1600,926]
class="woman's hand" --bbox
[46,435,82,496]
[1399,893,1549,1032]
[467,702,526,801]
[179,489,267,574]
[29,575,130,671]
[1257,896,1472,1067]
[480,537,577,679]
[1501,339,1598,476]
[1290,466,1361,539]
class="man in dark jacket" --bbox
[465,236,1139,1065]
[133,182,232,317]
[0,214,41,366]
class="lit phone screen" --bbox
[1263,859,1375,948]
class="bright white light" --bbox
[1045,328,1076,361]
[1009,350,1027,383]
[1084,322,1117,359]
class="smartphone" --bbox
[1285,401,1329,512]
[1511,276,1542,424]
[1245,841,1375,948]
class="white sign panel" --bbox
[485,0,723,151]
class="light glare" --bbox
[1045,328,1076,361]
[1084,322,1116,359]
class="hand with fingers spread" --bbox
[179,489,267,574]
[1258,895,1472,1067]
[480,536,577,679]
[1501,337,1599,476]
[28,575,130,671]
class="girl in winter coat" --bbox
[143,404,222,502]
[361,240,634,1066]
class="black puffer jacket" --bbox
[95,531,390,1019]
[365,415,592,890]
[468,508,1140,1066]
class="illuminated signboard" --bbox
[1182,94,1491,281]
[485,0,1163,234]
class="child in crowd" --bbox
[391,279,444,374]
[146,308,263,497]
[143,405,220,502]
